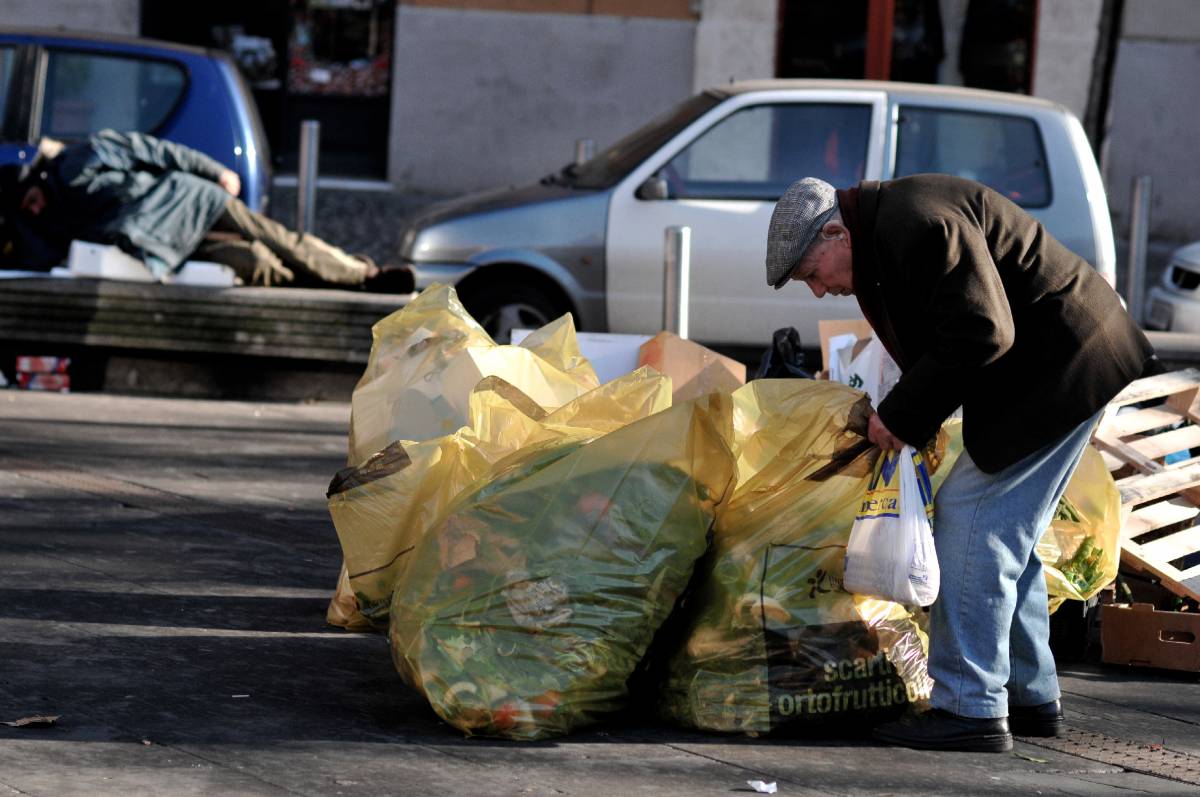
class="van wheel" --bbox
[461,285,561,344]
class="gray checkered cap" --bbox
[765,177,838,290]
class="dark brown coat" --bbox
[850,174,1153,473]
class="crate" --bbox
[1093,368,1200,602]
[1101,603,1200,671]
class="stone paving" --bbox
[3,390,1200,796]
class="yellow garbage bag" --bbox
[1037,445,1123,612]
[389,395,736,740]
[347,283,599,463]
[659,379,934,734]
[934,422,1121,612]
[327,368,672,629]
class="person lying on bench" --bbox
[0,129,379,287]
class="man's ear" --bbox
[821,220,851,246]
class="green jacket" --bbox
[39,130,232,275]
[850,174,1153,473]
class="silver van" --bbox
[398,80,1115,349]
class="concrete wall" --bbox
[5,0,140,35]
[691,0,775,92]
[1032,0,1103,120]
[389,6,695,193]
[1106,0,1200,245]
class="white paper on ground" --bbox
[747,781,778,794]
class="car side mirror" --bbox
[636,175,671,200]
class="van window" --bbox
[41,50,186,139]
[894,106,1050,207]
[661,103,871,200]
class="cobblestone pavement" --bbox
[268,184,448,269]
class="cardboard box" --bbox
[637,332,746,403]
[1101,603,1200,672]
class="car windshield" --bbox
[554,91,724,189]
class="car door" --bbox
[33,45,189,144]
[605,89,886,347]
[0,42,38,166]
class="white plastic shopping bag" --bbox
[830,335,900,408]
[843,445,939,606]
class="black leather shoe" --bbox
[873,709,1013,752]
[1009,699,1065,737]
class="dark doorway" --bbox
[958,0,1038,94]
[141,0,392,178]
[777,0,945,84]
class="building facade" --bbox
[13,0,1198,258]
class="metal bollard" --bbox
[574,138,595,166]
[663,226,691,339]
[1126,175,1152,326]
[297,120,320,234]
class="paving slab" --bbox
[2,390,1199,796]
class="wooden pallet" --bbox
[1093,367,1200,602]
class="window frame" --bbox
[659,101,876,201]
[891,103,1054,209]
[31,45,191,142]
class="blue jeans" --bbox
[928,412,1100,718]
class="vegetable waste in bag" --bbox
[326,368,672,628]
[347,283,599,464]
[328,284,601,628]
[659,380,934,735]
[1038,443,1122,612]
[934,422,1121,613]
[388,396,736,740]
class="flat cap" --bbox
[765,177,837,290]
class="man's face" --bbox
[20,185,47,216]
[788,223,854,298]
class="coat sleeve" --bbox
[89,130,228,183]
[876,217,1016,448]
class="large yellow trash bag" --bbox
[347,283,599,463]
[933,422,1121,612]
[659,380,934,734]
[388,395,737,740]
[326,369,673,628]
[1037,445,1122,612]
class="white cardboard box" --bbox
[67,241,236,287]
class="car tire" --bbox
[460,285,563,343]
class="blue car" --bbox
[0,28,271,212]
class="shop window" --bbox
[41,51,185,140]
[289,0,392,97]
[662,103,872,200]
[894,106,1050,207]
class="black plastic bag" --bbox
[753,327,813,380]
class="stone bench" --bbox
[0,277,412,399]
